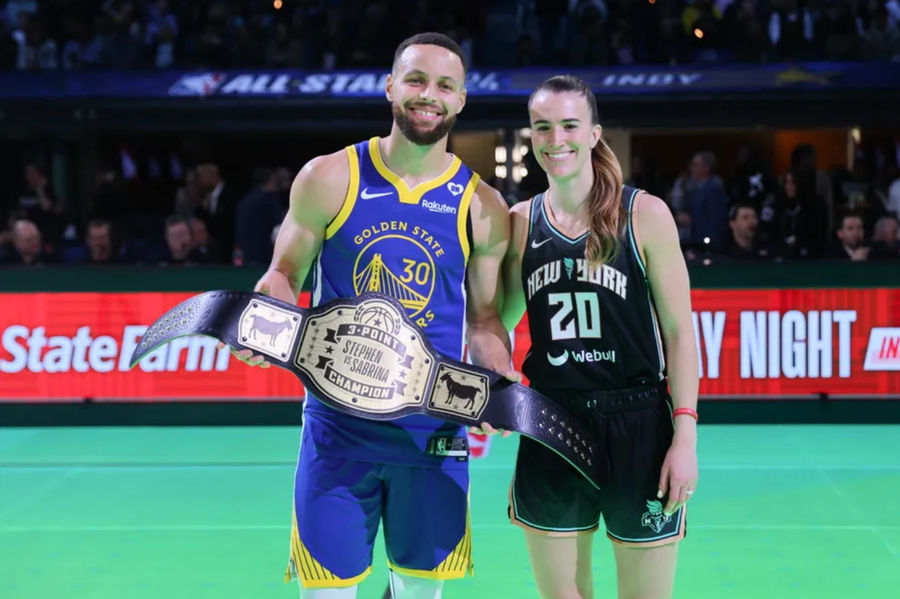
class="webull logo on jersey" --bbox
[168,72,226,96]
[547,348,616,366]
[422,199,457,215]
[0,325,230,373]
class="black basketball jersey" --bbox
[520,186,665,390]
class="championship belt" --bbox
[129,291,601,488]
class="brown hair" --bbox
[528,75,624,263]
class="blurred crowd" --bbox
[1,0,899,72]
[2,139,899,268]
[2,0,899,267]
[635,144,900,262]
[0,159,293,267]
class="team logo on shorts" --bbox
[640,499,672,534]
[427,364,489,420]
[238,300,301,361]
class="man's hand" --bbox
[216,342,271,368]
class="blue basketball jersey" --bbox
[304,137,480,468]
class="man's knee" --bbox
[388,571,444,599]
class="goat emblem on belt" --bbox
[427,364,488,420]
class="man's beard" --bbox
[393,104,457,146]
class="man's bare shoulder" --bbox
[293,149,350,194]
[288,148,352,221]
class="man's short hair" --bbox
[874,214,898,235]
[165,214,191,230]
[252,167,275,188]
[696,151,717,171]
[88,219,111,231]
[836,211,863,230]
[728,201,756,221]
[393,32,467,74]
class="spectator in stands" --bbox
[888,170,900,219]
[791,143,834,235]
[683,0,724,62]
[731,145,776,208]
[160,214,207,265]
[725,0,766,62]
[10,10,30,70]
[193,162,238,262]
[83,219,121,265]
[0,18,17,69]
[3,0,898,72]
[869,214,900,259]
[265,21,300,68]
[779,169,830,258]
[767,0,812,61]
[17,162,63,245]
[192,12,229,68]
[827,212,869,260]
[0,218,53,265]
[29,19,57,69]
[235,168,286,266]
[731,145,779,243]
[109,6,146,69]
[569,0,610,65]
[174,167,201,217]
[146,0,178,68]
[683,150,730,251]
[863,7,900,60]
[816,0,860,60]
[720,201,779,260]
[188,215,220,263]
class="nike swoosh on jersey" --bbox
[531,238,552,249]
[360,188,393,199]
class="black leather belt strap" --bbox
[129,291,601,488]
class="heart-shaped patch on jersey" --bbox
[447,182,464,196]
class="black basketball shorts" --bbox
[509,382,687,546]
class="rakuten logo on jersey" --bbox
[421,199,457,214]
[863,327,900,371]
[0,325,230,374]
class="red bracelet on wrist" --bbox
[672,407,699,421]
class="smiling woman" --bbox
[501,75,699,599]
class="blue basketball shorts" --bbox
[285,430,472,588]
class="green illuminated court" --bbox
[1,425,897,598]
